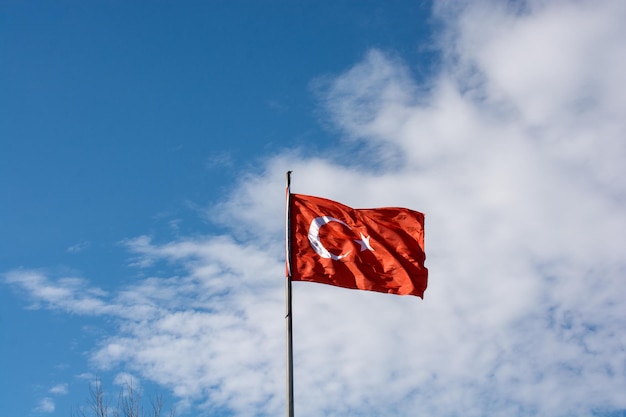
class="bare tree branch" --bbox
[73,378,175,417]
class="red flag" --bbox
[289,194,428,297]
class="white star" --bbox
[354,233,374,252]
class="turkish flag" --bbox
[289,194,428,297]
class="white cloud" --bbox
[34,397,55,413]
[3,270,113,315]
[67,241,90,253]
[49,383,68,395]
[4,0,626,416]
[114,372,139,387]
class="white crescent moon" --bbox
[308,216,352,260]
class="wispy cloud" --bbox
[4,1,626,416]
[34,397,55,413]
[205,150,234,169]
[67,241,91,253]
[33,382,70,414]
[114,372,139,387]
[49,383,68,395]
[4,270,111,315]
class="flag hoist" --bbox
[284,171,428,416]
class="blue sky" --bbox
[2,1,626,416]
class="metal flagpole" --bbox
[285,171,295,417]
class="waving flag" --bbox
[288,194,428,297]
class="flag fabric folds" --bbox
[289,194,428,297]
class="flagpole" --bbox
[285,171,295,417]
